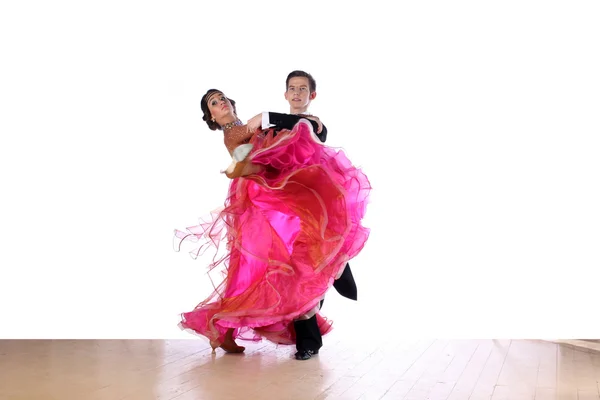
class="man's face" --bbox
[284,77,315,110]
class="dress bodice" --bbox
[223,125,255,155]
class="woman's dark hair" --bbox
[200,89,237,131]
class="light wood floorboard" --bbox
[1,337,600,399]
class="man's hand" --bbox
[300,114,323,134]
[247,114,262,133]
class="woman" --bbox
[174,89,371,354]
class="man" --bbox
[246,71,326,142]
[247,70,358,360]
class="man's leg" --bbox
[294,315,322,360]
[332,263,357,300]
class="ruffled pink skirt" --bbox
[174,119,371,345]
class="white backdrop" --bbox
[1,1,599,339]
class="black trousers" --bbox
[294,301,324,352]
[294,262,356,352]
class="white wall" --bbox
[1,0,599,339]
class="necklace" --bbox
[222,119,243,130]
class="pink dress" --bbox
[174,119,371,345]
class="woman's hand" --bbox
[224,161,247,179]
[247,114,262,133]
[223,160,264,179]
[300,115,323,134]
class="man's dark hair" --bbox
[286,70,316,93]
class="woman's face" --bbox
[206,91,235,123]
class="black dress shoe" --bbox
[295,349,319,360]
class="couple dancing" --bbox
[174,81,370,360]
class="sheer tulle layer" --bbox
[174,120,371,345]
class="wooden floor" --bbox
[2,336,600,399]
